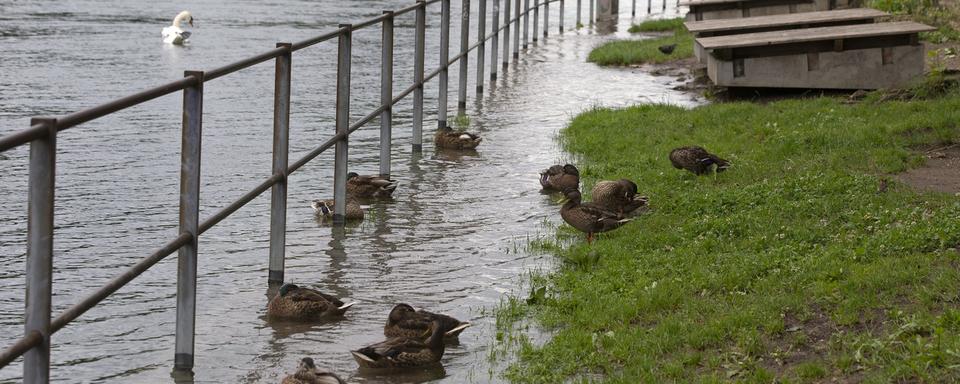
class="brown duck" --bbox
[591,179,649,215]
[281,357,345,384]
[347,172,398,198]
[351,320,445,369]
[384,303,471,340]
[560,188,632,244]
[311,198,364,220]
[669,146,730,175]
[539,164,580,191]
[434,126,482,150]
[267,284,354,321]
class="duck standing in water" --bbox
[434,126,482,149]
[591,179,649,216]
[311,198,364,221]
[267,284,354,321]
[384,303,471,340]
[162,11,194,45]
[346,172,399,198]
[539,164,580,192]
[560,188,632,244]
[352,320,446,369]
[282,357,345,384]
[669,146,730,175]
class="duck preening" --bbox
[560,188,632,244]
[669,146,730,175]
[311,198,364,220]
[434,126,482,149]
[591,179,649,215]
[267,284,354,321]
[352,320,446,369]
[282,357,345,384]
[539,164,580,191]
[384,303,471,340]
[347,172,399,198]
[162,11,194,45]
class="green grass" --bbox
[867,0,960,43]
[628,17,685,33]
[587,30,693,66]
[495,88,960,383]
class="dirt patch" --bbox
[897,144,960,194]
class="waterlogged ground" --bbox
[0,1,696,383]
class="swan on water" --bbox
[162,11,194,45]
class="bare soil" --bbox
[897,145,960,194]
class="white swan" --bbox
[162,11,194,45]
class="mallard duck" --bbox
[560,188,632,244]
[434,126,482,150]
[669,146,730,175]
[267,284,354,321]
[539,164,580,191]
[347,172,398,198]
[281,357,345,384]
[311,198,364,220]
[591,179,649,215]
[162,11,194,45]
[384,303,471,340]
[352,320,445,369]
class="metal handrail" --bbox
[0,0,605,378]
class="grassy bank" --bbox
[497,90,960,382]
[868,0,960,43]
[589,18,692,66]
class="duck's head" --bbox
[562,164,580,176]
[298,357,316,371]
[278,283,300,297]
[388,303,416,323]
[618,179,639,197]
[346,172,359,180]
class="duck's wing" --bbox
[418,309,467,334]
[288,287,332,303]
[579,202,623,220]
[180,31,191,40]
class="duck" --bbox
[267,284,354,321]
[311,198,364,220]
[658,43,677,55]
[384,303,471,340]
[539,164,580,191]
[434,126,482,150]
[560,188,632,244]
[281,357,345,384]
[591,179,649,216]
[162,11,194,45]
[347,172,399,198]
[669,146,730,175]
[352,320,445,369]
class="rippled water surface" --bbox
[0,0,696,382]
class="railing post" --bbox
[523,0,530,48]
[380,12,394,176]
[513,0,520,58]
[457,0,470,115]
[647,0,651,14]
[268,43,292,285]
[476,0,487,94]
[560,0,565,33]
[663,0,666,12]
[544,0,549,38]
[438,0,451,129]
[174,70,203,374]
[576,0,582,28]
[333,25,352,224]
[490,0,500,80]
[502,0,511,68]
[24,117,56,384]
[413,1,426,152]
[589,0,594,26]
[533,0,539,42]
[632,0,636,16]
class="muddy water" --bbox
[0,0,697,382]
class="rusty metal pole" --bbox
[380,12,394,177]
[457,0,470,115]
[438,0,451,129]
[333,25,352,225]
[413,1,426,152]
[502,0,511,67]
[268,43,291,285]
[174,70,203,374]
[533,0,539,42]
[490,0,500,79]
[476,0,487,94]
[23,117,56,384]
[513,0,520,58]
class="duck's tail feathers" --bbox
[445,322,472,337]
[338,302,356,310]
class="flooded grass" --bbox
[587,28,692,66]
[496,87,960,382]
[628,17,685,33]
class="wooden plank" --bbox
[685,8,888,33]
[698,21,934,50]
[680,0,800,6]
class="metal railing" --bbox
[0,0,581,381]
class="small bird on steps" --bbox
[658,44,676,55]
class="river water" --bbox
[0,0,696,382]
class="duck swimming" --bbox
[267,284,353,321]
[162,11,194,45]
[281,357,345,384]
[352,320,445,369]
[384,303,471,340]
[434,126,482,150]
[346,172,399,198]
